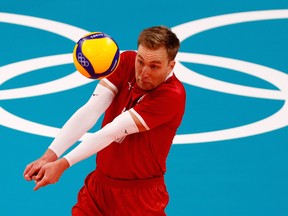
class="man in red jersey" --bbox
[24,26,186,215]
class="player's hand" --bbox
[33,158,70,191]
[23,149,58,181]
[24,158,47,181]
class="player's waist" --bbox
[94,169,165,188]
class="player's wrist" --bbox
[58,157,70,170]
[41,148,58,162]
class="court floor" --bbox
[1,1,288,215]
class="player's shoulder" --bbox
[164,74,186,95]
[118,50,137,70]
[105,50,136,88]
[120,50,137,59]
[149,74,186,102]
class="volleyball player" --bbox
[24,25,186,216]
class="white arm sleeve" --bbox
[48,84,114,158]
[63,111,139,166]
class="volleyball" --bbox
[73,32,120,79]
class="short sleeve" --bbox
[132,80,186,130]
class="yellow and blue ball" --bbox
[73,32,120,79]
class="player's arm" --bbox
[62,110,140,166]
[24,80,115,181]
[32,110,141,190]
[48,80,115,158]
[55,109,147,167]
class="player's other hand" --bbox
[23,149,58,181]
[33,158,70,191]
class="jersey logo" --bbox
[115,129,129,143]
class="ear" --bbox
[168,60,176,73]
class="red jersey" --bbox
[96,51,186,179]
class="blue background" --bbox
[1,1,288,215]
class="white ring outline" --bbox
[171,9,288,143]
[173,53,288,144]
[0,10,288,143]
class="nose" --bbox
[139,66,150,78]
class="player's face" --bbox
[135,45,175,91]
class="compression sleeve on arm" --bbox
[48,84,115,158]
[63,111,139,166]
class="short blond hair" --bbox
[137,25,180,61]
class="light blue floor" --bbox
[1,1,288,215]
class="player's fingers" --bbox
[25,165,39,181]
[33,177,47,191]
[24,166,35,181]
[23,163,33,179]
[31,175,38,181]
[35,168,45,182]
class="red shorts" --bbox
[72,169,169,216]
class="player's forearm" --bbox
[48,84,115,158]
[48,105,99,156]
[63,111,139,166]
